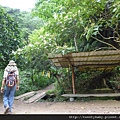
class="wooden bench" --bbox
[62,93,120,101]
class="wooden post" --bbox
[72,67,76,94]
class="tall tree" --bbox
[32,0,120,52]
[0,6,22,68]
[4,7,44,45]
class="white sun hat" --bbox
[8,60,16,66]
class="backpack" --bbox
[5,71,17,87]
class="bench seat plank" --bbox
[62,93,120,98]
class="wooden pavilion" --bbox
[48,50,120,95]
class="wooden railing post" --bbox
[72,67,76,94]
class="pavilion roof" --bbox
[48,50,120,71]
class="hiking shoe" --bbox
[7,110,12,115]
[4,106,10,114]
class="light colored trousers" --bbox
[3,85,16,111]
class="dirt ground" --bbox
[1,84,120,114]
[1,95,120,114]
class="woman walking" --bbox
[1,60,20,114]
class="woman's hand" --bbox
[1,87,4,93]
[16,86,19,91]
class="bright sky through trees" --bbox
[0,0,36,11]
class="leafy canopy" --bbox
[0,6,22,68]
[32,0,120,53]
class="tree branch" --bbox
[74,33,78,52]
[91,36,118,50]
[94,47,113,51]
[98,31,117,40]
[114,39,120,43]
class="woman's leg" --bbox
[8,85,16,111]
[3,86,10,108]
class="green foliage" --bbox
[33,0,59,20]
[0,68,54,96]
[52,45,75,55]
[0,70,4,87]
[49,67,72,94]
[13,27,57,71]
[44,82,67,102]
[33,0,120,54]
[54,81,64,96]
[4,7,44,46]
[31,71,54,88]
[15,69,54,96]
[46,67,120,95]
[109,70,120,89]
[18,0,120,98]
[0,6,22,68]
[1,0,119,98]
